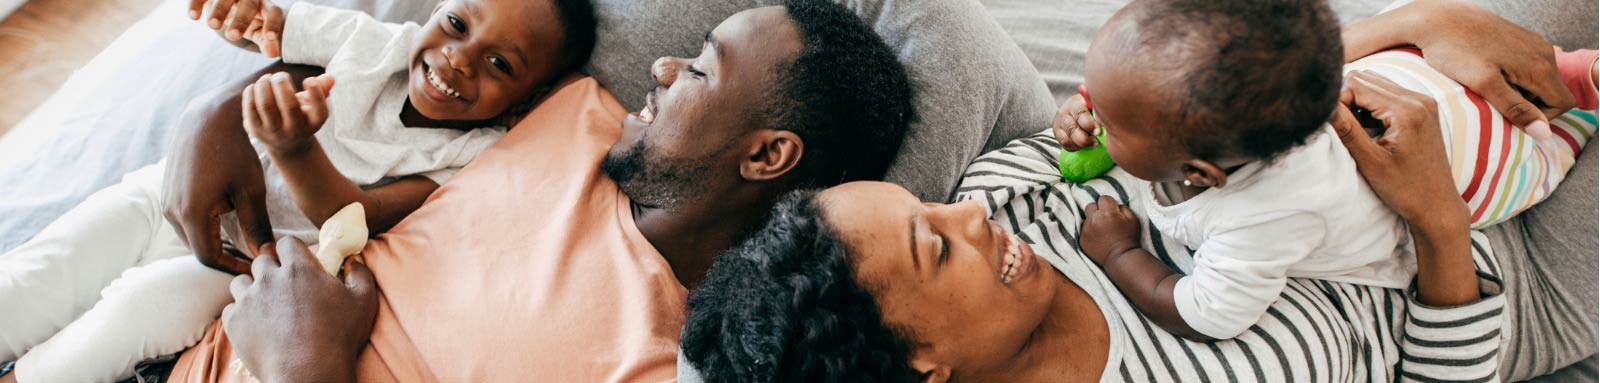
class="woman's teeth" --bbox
[427,67,462,100]
[1001,234,1024,284]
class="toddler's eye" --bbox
[489,56,512,74]
[447,15,466,34]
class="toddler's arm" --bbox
[1079,196,1324,341]
[241,73,435,233]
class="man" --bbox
[158,1,914,381]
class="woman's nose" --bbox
[928,200,990,236]
[652,57,682,87]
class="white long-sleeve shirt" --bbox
[1146,126,1416,339]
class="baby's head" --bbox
[407,0,597,122]
[1084,0,1341,187]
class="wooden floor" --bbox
[0,0,165,138]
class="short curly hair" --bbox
[1132,0,1343,160]
[765,0,915,188]
[682,190,921,383]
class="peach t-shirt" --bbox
[168,76,686,383]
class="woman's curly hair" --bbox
[681,189,920,383]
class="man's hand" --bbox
[243,73,335,156]
[223,238,378,383]
[1052,93,1101,152]
[1079,195,1141,266]
[164,92,276,276]
[189,0,286,58]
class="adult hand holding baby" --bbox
[242,73,336,157]
[189,0,286,58]
[1343,0,1573,140]
[1332,70,1477,307]
[223,238,377,383]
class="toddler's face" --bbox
[407,0,566,122]
[1081,11,1191,183]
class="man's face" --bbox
[601,6,803,208]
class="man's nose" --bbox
[652,57,682,87]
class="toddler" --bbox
[1058,0,1596,340]
[0,0,595,380]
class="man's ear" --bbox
[1181,158,1230,188]
[911,358,952,383]
[739,130,804,182]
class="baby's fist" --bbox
[1079,195,1141,265]
[1052,91,1100,152]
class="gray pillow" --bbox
[586,0,1057,202]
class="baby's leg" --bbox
[0,162,186,363]
[14,256,233,383]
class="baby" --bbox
[1057,0,1596,341]
[0,0,595,381]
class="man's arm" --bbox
[163,63,324,274]
[224,238,377,383]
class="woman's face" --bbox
[817,182,1059,380]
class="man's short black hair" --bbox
[549,0,597,76]
[1134,0,1343,160]
[682,190,921,383]
[766,0,915,187]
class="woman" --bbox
[680,2,1594,382]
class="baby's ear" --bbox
[1181,158,1229,188]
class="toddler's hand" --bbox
[243,73,336,156]
[1079,195,1141,266]
[190,0,286,58]
[1052,93,1100,151]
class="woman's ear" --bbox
[1181,158,1230,188]
[911,358,952,383]
[739,130,804,182]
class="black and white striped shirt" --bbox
[955,132,1507,382]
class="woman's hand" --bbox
[1343,0,1573,138]
[223,238,378,383]
[1079,196,1141,266]
[1331,70,1477,306]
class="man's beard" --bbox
[601,138,712,209]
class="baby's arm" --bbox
[241,73,435,233]
[1080,196,1323,341]
[1078,196,1212,341]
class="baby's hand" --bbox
[1052,92,1101,152]
[190,0,286,58]
[243,73,336,156]
[1079,195,1141,266]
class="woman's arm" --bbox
[1343,0,1573,136]
[1332,70,1477,305]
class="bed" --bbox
[0,0,1593,380]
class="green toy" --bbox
[1058,131,1114,182]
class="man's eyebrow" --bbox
[908,213,920,269]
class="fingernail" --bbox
[189,10,200,19]
[209,18,221,29]
[226,29,241,40]
[1525,120,1552,141]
